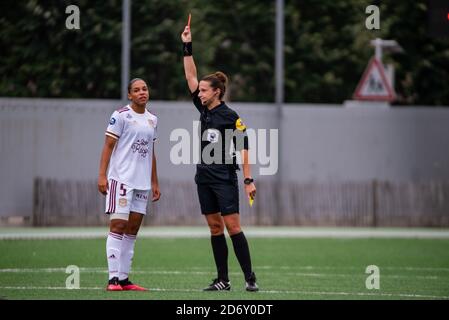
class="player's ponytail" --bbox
[202,71,229,100]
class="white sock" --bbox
[119,234,136,281]
[106,232,123,280]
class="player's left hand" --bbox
[152,184,161,202]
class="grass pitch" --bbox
[0,228,449,300]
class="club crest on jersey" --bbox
[148,119,155,127]
[118,198,127,207]
[126,114,132,119]
[109,117,116,125]
[235,118,246,131]
[206,129,220,143]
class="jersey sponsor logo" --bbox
[206,129,220,143]
[109,117,116,125]
[235,118,246,131]
[135,193,148,201]
[131,139,150,158]
[118,198,127,207]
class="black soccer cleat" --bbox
[203,278,231,291]
[245,272,259,292]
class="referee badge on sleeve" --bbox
[235,118,246,131]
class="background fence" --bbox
[33,178,449,227]
[2,98,449,227]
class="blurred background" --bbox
[1,0,449,227]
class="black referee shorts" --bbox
[197,182,239,215]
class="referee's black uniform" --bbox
[182,26,258,291]
[191,87,249,216]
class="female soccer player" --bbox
[98,78,161,291]
[181,23,258,292]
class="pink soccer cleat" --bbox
[106,277,123,291]
[119,278,148,291]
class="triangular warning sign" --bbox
[353,57,395,101]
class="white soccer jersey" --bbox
[105,105,158,190]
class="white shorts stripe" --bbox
[108,180,116,213]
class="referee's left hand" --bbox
[152,184,161,202]
[245,183,256,200]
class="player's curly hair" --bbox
[202,71,228,100]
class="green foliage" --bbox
[0,0,122,98]
[380,1,449,105]
[0,0,448,105]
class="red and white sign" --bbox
[353,57,395,102]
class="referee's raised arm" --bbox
[181,25,198,93]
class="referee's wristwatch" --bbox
[244,178,254,185]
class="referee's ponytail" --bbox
[202,71,228,100]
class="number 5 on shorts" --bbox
[120,184,127,196]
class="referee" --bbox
[181,24,258,292]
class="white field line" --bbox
[257,265,449,272]
[0,286,198,293]
[0,286,447,299]
[258,290,449,300]
[0,267,447,280]
[3,265,449,272]
[2,227,449,239]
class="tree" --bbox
[0,0,448,105]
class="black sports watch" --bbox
[244,178,254,185]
